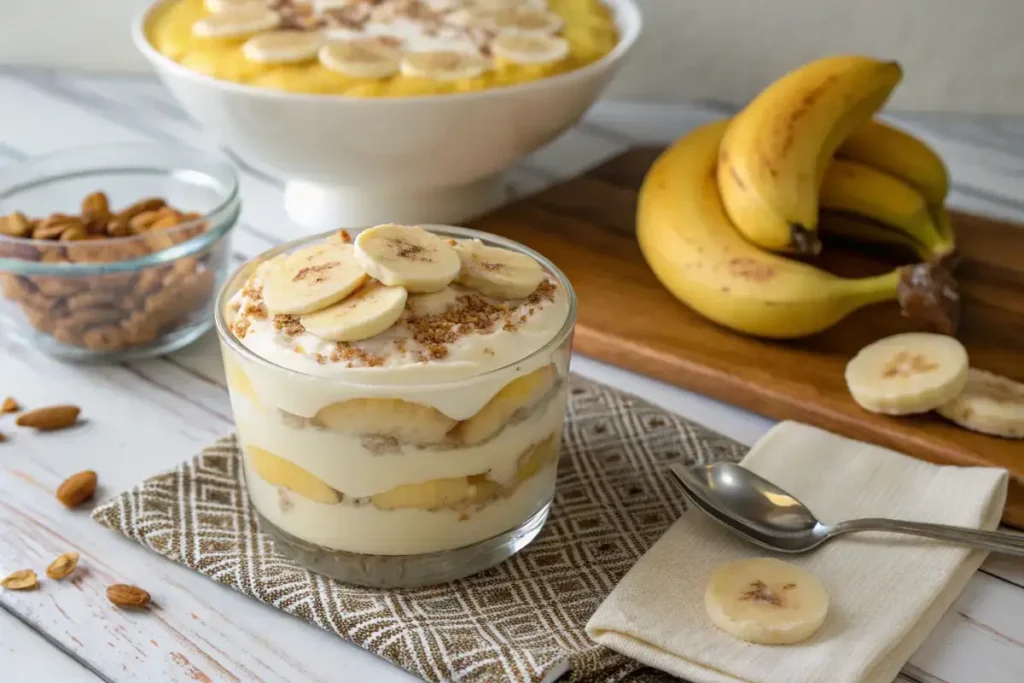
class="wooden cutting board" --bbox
[469,147,1024,528]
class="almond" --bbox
[16,405,81,431]
[46,552,80,580]
[0,432,6,443]
[56,470,97,508]
[1,396,17,413]
[1,569,38,591]
[107,584,150,608]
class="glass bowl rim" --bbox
[215,224,578,388]
[0,142,241,276]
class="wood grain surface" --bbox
[470,147,1024,528]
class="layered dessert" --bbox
[147,0,619,96]
[218,224,573,582]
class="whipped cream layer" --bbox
[226,244,572,420]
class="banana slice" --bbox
[205,0,266,12]
[319,39,402,79]
[705,558,829,645]
[247,445,341,504]
[454,238,545,299]
[486,8,563,35]
[192,5,280,37]
[262,243,368,315]
[454,365,556,445]
[354,224,461,293]
[300,281,407,342]
[372,474,500,511]
[224,354,261,406]
[242,30,321,63]
[491,33,569,65]
[845,332,969,415]
[314,398,457,444]
[937,369,1024,439]
[401,51,490,81]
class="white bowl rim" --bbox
[133,0,642,105]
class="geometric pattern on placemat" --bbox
[93,375,746,683]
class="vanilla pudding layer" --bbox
[230,384,567,497]
[245,455,557,555]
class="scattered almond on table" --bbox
[56,470,98,508]
[1,396,18,413]
[15,404,81,431]
[46,552,81,580]
[107,584,151,608]
[1,569,39,591]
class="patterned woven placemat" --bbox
[93,375,746,683]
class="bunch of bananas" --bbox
[637,55,959,339]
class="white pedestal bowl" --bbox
[134,0,642,232]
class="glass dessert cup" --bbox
[215,225,576,587]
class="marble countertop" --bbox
[0,65,1022,683]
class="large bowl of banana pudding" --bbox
[216,223,575,586]
[135,0,641,229]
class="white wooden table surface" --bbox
[0,66,1022,683]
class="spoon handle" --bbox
[832,518,1024,556]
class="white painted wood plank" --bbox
[0,608,101,682]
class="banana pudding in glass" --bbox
[216,224,574,586]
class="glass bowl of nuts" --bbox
[0,143,240,360]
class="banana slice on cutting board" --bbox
[705,558,829,645]
[262,243,368,315]
[319,39,403,79]
[400,51,490,81]
[937,369,1024,438]
[300,281,407,342]
[454,365,556,445]
[491,34,569,66]
[243,30,321,63]
[454,238,545,299]
[354,224,461,292]
[193,5,280,37]
[315,398,457,444]
[845,332,969,415]
[247,445,342,504]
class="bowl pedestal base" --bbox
[283,175,506,231]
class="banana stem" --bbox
[839,269,902,306]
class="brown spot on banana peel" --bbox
[898,262,960,335]
[727,258,775,282]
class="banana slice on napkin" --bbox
[705,558,829,645]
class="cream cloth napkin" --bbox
[586,421,1009,683]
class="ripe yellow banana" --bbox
[819,160,955,258]
[818,212,936,262]
[718,56,902,254]
[637,121,957,339]
[837,120,949,205]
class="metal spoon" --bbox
[668,462,1024,556]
